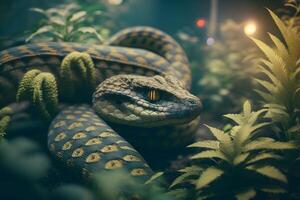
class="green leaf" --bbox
[26,26,53,42]
[196,167,224,189]
[235,189,256,200]
[190,150,227,161]
[233,153,250,165]
[255,78,277,94]
[49,16,65,26]
[246,153,282,165]
[245,140,297,151]
[248,166,287,183]
[254,89,274,102]
[69,11,86,22]
[250,37,288,83]
[205,125,231,143]
[30,7,48,17]
[144,172,164,185]
[287,124,300,134]
[243,100,252,115]
[260,187,286,194]
[170,170,199,188]
[224,114,243,125]
[76,27,103,41]
[188,140,219,149]
[179,165,203,173]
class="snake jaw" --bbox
[92,74,202,127]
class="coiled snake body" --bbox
[0,27,202,181]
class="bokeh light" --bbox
[196,18,206,28]
[244,21,257,35]
[108,0,123,5]
[206,37,215,46]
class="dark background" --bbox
[0,0,284,38]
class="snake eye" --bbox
[147,90,160,102]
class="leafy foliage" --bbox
[252,8,300,199]
[170,101,295,199]
[26,3,109,43]
[252,10,300,131]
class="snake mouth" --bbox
[93,92,201,128]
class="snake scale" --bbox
[0,27,202,181]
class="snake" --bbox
[0,27,202,181]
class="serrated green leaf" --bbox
[188,140,219,149]
[249,166,287,183]
[244,140,297,151]
[235,189,256,200]
[250,37,288,84]
[205,125,231,143]
[246,153,282,165]
[224,114,243,125]
[196,167,224,189]
[190,150,227,161]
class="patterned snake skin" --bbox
[0,27,202,181]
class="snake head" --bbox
[92,75,202,127]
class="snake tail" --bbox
[48,105,153,180]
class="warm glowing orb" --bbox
[244,22,257,35]
[196,18,206,28]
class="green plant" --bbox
[26,3,109,43]
[251,8,300,199]
[170,101,296,199]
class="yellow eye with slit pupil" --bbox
[147,90,160,102]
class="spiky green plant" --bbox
[26,3,108,43]
[170,101,296,199]
[252,10,300,134]
[251,8,300,199]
